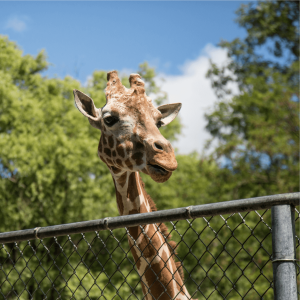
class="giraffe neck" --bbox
[111,170,151,216]
[110,170,191,300]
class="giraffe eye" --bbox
[156,121,162,129]
[104,116,119,127]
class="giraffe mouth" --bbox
[146,163,173,183]
[147,164,169,175]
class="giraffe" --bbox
[73,71,194,300]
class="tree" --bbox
[205,0,299,200]
[188,3,299,299]
[0,37,114,231]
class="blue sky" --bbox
[1,1,247,81]
[1,1,249,153]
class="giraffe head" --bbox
[74,71,181,183]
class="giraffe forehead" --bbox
[105,99,161,121]
[103,101,127,114]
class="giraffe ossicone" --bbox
[74,71,195,300]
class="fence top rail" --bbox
[0,192,299,244]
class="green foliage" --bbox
[0,37,117,232]
[236,1,299,60]
[206,0,299,200]
[174,210,274,300]
[0,1,298,297]
[207,1,299,99]
[203,6,299,295]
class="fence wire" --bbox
[0,208,299,300]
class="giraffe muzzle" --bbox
[146,158,177,183]
[147,163,169,175]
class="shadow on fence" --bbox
[0,193,299,299]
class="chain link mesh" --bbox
[1,208,299,299]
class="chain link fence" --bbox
[0,194,299,299]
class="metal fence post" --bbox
[272,205,297,300]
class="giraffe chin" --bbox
[147,164,173,183]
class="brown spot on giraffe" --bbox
[111,167,122,174]
[127,172,139,201]
[128,225,139,241]
[115,159,123,168]
[139,202,148,214]
[138,237,157,259]
[128,208,139,215]
[106,158,113,166]
[132,152,144,166]
[136,141,144,151]
[144,261,169,299]
[125,158,133,170]
[116,144,125,158]
[141,282,148,299]
[117,172,127,188]
[108,135,114,148]
[104,148,111,157]
[73,71,195,299]
[128,238,141,269]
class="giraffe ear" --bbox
[157,103,182,126]
[73,89,102,130]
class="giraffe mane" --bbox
[138,174,185,281]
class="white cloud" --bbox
[5,15,29,32]
[159,44,239,155]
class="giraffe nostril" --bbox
[154,143,163,151]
